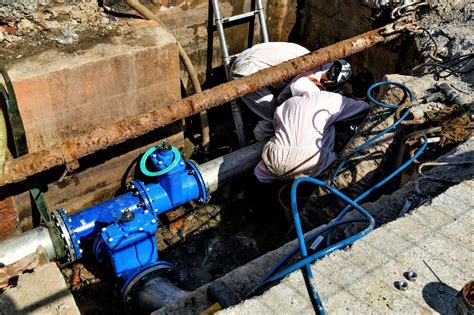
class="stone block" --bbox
[0,262,80,315]
[8,19,180,152]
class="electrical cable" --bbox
[411,53,474,80]
[254,82,428,314]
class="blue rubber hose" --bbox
[325,135,428,246]
[139,146,181,177]
[330,81,414,184]
[264,137,426,286]
[367,81,413,108]
[255,177,375,314]
[255,218,368,291]
[255,82,427,314]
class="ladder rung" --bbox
[222,10,260,24]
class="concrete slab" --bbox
[221,180,474,314]
[0,262,80,315]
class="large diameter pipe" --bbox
[0,27,391,187]
[198,142,264,193]
[0,226,55,266]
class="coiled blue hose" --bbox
[330,81,414,184]
[255,82,427,314]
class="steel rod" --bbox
[0,26,392,187]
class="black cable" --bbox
[418,27,440,61]
[411,53,474,80]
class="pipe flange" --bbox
[133,180,155,215]
[51,209,77,262]
[122,262,177,308]
[187,160,209,204]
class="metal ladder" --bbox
[210,0,270,146]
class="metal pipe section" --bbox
[0,26,394,187]
[134,276,190,312]
[256,0,269,43]
[0,226,55,266]
[198,142,264,193]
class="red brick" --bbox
[0,196,14,210]
[0,197,18,235]
[0,206,17,235]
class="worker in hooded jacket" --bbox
[254,60,371,183]
[230,42,310,141]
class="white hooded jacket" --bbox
[255,88,370,183]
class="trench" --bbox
[64,58,434,315]
[1,1,472,314]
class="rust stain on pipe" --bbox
[1,27,390,187]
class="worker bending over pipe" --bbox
[230,42,310,141]
[255,60,370,183]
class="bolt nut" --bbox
[120,209,135,222]
[139,227,144,232]
[405,271,418,282]
[101,227,107,232]
[197,197,204,204]
[188,170,195,175]
[395,281,409,291]
[108,237,114,243]
[151,219,157,224]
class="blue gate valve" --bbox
[50,141,208,297]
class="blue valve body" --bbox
[55,146,207,294]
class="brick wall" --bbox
[0,196,17,239]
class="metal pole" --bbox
[0,26,394,187]
[256,0,269,43]
[211,0,248,147]
[211,0,231,74]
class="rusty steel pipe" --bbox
[0,27,393,187]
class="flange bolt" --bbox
[120,209,135,222]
